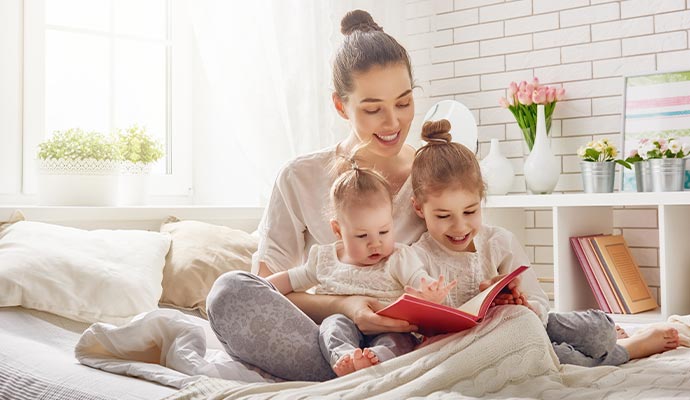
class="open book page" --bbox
[377,266,529,335]
[456,265,528,317]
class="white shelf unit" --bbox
[483,192,690,324]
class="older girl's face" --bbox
[335,63,414,159]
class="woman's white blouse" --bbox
[252,145,426,274]
[412,226,550,325]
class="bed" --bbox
[2,207,690,400]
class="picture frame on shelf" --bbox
[620,70,690,192]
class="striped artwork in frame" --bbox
[621,70,690,192]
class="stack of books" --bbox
[570,234,658,314]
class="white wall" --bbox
[401,0,690,301]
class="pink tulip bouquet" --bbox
[499,78,565,151]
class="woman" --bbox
[206,9,426,381]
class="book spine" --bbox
[591,239,631,314]
[580,237,624,314]
[570,237,610,313]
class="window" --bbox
[23,0,192,197]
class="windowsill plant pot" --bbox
[580,161,615,193]
[119,161,153,205]
[115,125,164,206]
[36,129,120,206]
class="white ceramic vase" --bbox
[480,139,514,195]
[523,104,559,194]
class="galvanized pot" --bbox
[649,158,685,192]
[633,160,653,192]
[580,161,615,193]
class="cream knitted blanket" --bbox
[164,305,560,400]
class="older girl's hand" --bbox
[341,295,417,335]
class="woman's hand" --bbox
[341,295,417,335]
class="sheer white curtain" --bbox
[189,0,339,205]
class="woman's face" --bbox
[336,63,414,159]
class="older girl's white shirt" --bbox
[412,226,550,325]
[252,145,427,274]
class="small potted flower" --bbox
[577,138,630,193]
[629,137,689,192]
[36,128,120,205]
[115,124,164,205]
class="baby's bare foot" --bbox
[619,326,679,360]
[615,324,629,339]
[333,353,356,377]
[352,348,379,371]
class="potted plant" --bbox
[36,128,120,205]
[629,137,689,192]
[577,138,630,193]
[115,124,164,205]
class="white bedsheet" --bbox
[0,307,177,400]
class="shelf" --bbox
[482,193,690,325]
[609,310,664,325]
[485,191,690,208]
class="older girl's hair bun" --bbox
[341,10,382,35]
[421,119,452,144]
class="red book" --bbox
[376,265,528,336]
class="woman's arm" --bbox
[286,292,417,334]
[267,271,293,295]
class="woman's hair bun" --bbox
[421,119,452,144]
[341,10,383,35]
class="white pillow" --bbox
[0,220,171,324]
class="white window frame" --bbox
[0,0,23,199]
[22,0,193,201]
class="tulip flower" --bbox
[500,77,564,151]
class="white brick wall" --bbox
[401,0,690,303]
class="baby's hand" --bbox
[405,275,457,304]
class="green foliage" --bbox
[115,125,164,164]
[37,128,119,161]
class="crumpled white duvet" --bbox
[76,305,561,398]
[74,308,271,389]
[76,307,690,400]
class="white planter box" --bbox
[37,159,120,206]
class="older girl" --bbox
[409,119,679,367]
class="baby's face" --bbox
[335,201,395,267]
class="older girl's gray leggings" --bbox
[206,270,336,382]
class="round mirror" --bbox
[423,100,478,153]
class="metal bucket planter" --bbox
[580,161,615,193]
[633,160,653,192]
[649,158,685,192]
